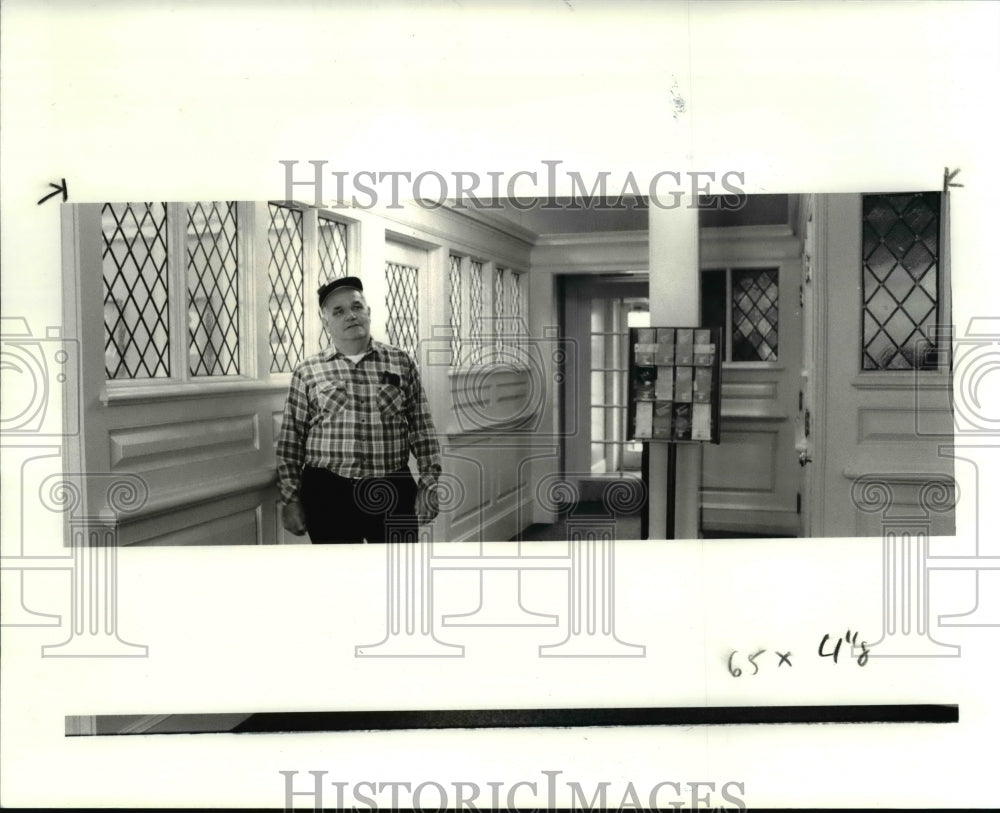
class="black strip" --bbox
[78,704,958,736]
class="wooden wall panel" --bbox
[109,415,259,470]
[123,496,266,546]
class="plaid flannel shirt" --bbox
[276,339,441,505]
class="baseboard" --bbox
[701,506,799,536]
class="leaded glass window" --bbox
[102,202,170,379]
[510,270,521,325]
[318,216,349,283]
[862,192,940,371]
[494,267,506,315]
[267,203,305,373]
[731,268,779,362]
[494,267,508,359]
[449,255,463,365]
[385,261,419,358]
[470,259,484,350]
[700,267,779,363]
[492,267,528,356]
[510,270,526,338]
[186,202,240,376]
[317,216,350,349]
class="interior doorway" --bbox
[559,275,649,509]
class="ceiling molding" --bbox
[440,206,540,245]
[534,230,650,248]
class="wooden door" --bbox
[809,193,955,536]
[699,228,803,536]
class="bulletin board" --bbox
[626,326,722,444]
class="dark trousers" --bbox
[300,466,418,544]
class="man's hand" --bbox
[415,481,439,526]
[281,499,307,535]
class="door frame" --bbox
[797,194,827,537]
[558,273,650,502]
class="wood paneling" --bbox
[439,438,534,542]
[703,428,778,492]
[109,415,259,470]
[858,407,954,443]
[123,498,264,547]
[814,195,955,537]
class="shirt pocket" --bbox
[377,383,406,420]
[314,381,350,419]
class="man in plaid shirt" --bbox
[276,276,441,543]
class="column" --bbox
[647,203,700,538]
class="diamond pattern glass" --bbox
[494,267,507,359]
[511,271,526,337]
[385,261,419,358]
[267,204,305,373]
[318,217,349,283]
[470,260,484,347]
[731,268,779,362]
[102,202,170,379]
[862,193,940,370]
[449,255,463,365]
[317,216,349,349]
[186,202,239,376]
[491,268,526,359]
